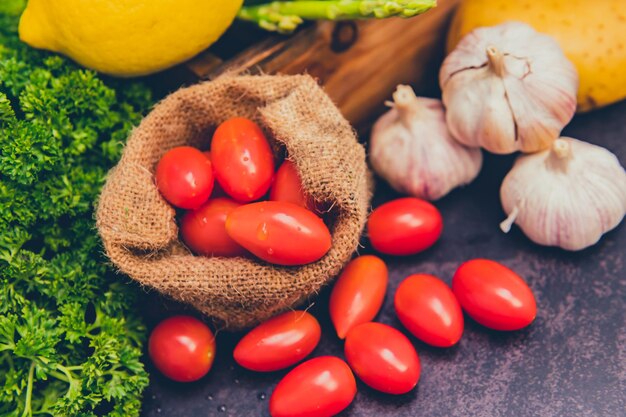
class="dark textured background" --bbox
[139,97,626,417]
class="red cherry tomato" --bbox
[225,201,332,266]
[148,315,215,382]
[395,274,464,347]
[269,356,356,417]
[367,197,443,256]
[155,146,214,209]
[180,197,246,257]
[344,322,420,395]
[270,160,317,211]
[329,255,388,339]
[452,259,537,331]
[234,311,321,372]
[211,117,274,203]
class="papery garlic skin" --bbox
[440,22,578,155]
[370,85,482,201]
[500,137,626,251]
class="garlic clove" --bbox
[500,137,626,251]
[440,22,578,155]
[442,65,516,154]
[370,85,482,201]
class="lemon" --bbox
[447,0,626,112]
[19,0,243,77]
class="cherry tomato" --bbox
[234,311,321,372]
[269,356,356,417]
[211,117,274,203]
[155,146,214,209]
[225,201,332,266]
[394,274,464,347]
[148,315,215,382]
[344,322,420,394]
[270,160,317,211]
[367,197,443,256]
[329,255,388,339]
[180,197,246,257]
[452,259,537,331]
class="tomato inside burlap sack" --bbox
[96,74,372,329]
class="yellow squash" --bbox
[447,0,626,112]
[19,0,243,77]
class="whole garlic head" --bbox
[500,137,626,251]
[440,22,578,155]
[369,85,482,201]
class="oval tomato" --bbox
[155,146,213,209]
[329,255,388,339]
[395,274,464,347]
[269,356,356,417]
[344,322,420,394]
[180,197,246,257]
[367,198,443,256]
[452,259,537,331]
[234,311,321,372]
[225,201,332,266]
[211,117,274,203]
[270,160,316,211]
[148,315,215,382]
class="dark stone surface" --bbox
[139,100,626,417]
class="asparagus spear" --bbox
[238,0,437,33]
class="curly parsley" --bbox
[1,2,152,416]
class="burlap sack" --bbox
[96,74,371,329]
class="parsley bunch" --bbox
[1,2,152,416]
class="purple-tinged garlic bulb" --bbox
[440,22,578,154]
[370,85,482,201]
[500,137,626,250]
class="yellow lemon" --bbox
[19,0,243,77]
[447,0,626,112]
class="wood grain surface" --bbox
[187,0,461,129]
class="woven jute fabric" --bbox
[96,74,371,329]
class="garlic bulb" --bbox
[500,137,626,251]
[369,85,482,201]
[440,22,578,155]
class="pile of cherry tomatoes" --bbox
[155,117,331,265]
[149,117,538,417]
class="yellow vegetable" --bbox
[447,0,626,112]
[19,0,243,77]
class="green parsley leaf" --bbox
[0,4,152,416]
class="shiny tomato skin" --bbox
[270,160,316,211]
[155,146,214,209]
[211,117,274,203]
[452,259,537,331]
[269,356,356,417]
[367,198,443,256]
[180,198,246,257]
[148,315,215,382]
[225,201,332,266]
[395,274,464,347]
[329,255,388,339]
[344,322,420,394]
[234,311,321,372]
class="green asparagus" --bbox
[239,0,437,33]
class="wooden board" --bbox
[187,0,460,128]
